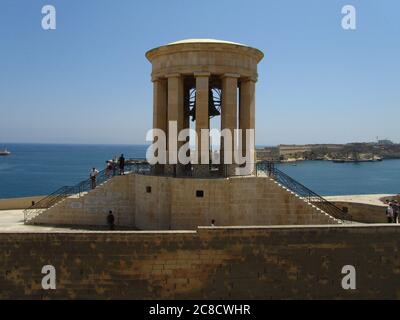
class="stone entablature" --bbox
[146,39,263,80]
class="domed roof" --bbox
[146,38,264,62]
[167,38,246,46]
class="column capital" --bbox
[194,71,211,77]
[165,73,182,78]
[221,73,240,79]
[151,75,166,82]
[240,75,258,83]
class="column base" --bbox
[151,164,165,176]
[220,164,238,177]
[193,165,210,178]
[235,163,255,176]
[164,165,176,176]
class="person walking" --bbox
[393,200,399,224]
[386,201,394,223]
[107,210,115,230]
[118,154,125,175]
[90,167,99,189]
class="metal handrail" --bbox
[256,161,352,222]
[23,162,145,223]
[24,159,351,223]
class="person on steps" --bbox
[90,167,99,189]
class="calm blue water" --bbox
[0,144,148,199]
[0,143,399,198]
[277,160,400,196]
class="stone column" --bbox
[183,82,191,174]
[239,78,256,175]
[166,73,184,175]
[152,78,167,174]
[221,73,239,176]
[194,72,210,177]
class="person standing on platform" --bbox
[107,210,115,230]
[118,154,125,175]
[105,161,113,178]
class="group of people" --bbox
[386,200,400,223]
[89,154,126,190]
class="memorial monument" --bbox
[146,39,264,177]
[25,39,342,230]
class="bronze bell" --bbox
[188,88,221,121]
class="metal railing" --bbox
[23,161,149,223]
[256,161,352,222]
[145,163,256,178]
[24,159,351,223]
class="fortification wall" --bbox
[0,225,399,299]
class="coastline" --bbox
[325,194,393,207]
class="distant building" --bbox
[277,144,344,160]
[256,146,279,160]
[279,145,312,158]
[378,139,394,145]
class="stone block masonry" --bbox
[0,225,400,299]
[28,173,340,229]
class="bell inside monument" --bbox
[188,88,221,121]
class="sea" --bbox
[0,143,399,199]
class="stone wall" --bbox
[31,175,135,228]
[169,176,338,229]
[332,201,386,223]
[29,173,339,229]
[0,196,45,210]
[1,225,399,299]
[134,174,171,229]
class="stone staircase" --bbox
[23,161,350,228]
[257,161,352,223]
[25,175,134,227]
[270,178,342,225]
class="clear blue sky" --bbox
[0,0,399,145]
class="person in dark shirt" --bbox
[118,154,125,175]
[393,200,399,224]
[107,210,115,230]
